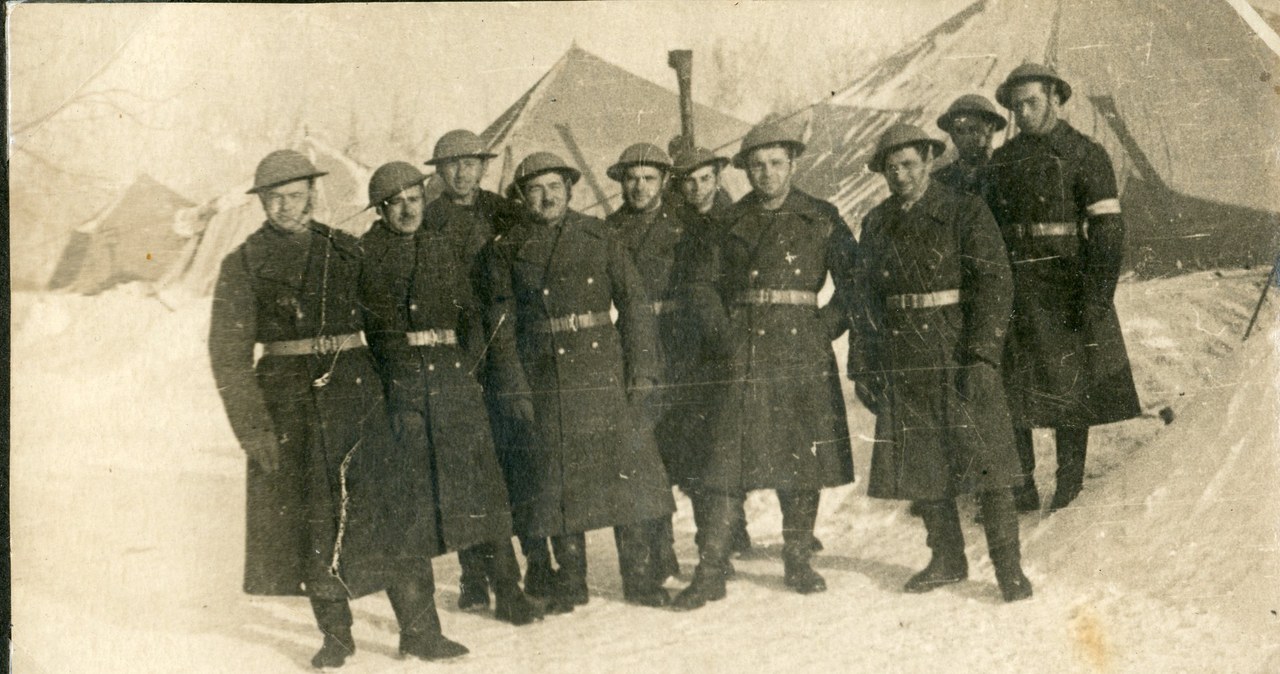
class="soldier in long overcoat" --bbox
[358,162,542,627]
[850,125,1032,603]
[418,130,544,611]
[209,151,467,668]
[482,152,676,611]
[932,94,1006,196]
[985,64,1142,512]
[674,119,857,610]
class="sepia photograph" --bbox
[8,1,1280,671]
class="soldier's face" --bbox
[379,184,426,234]
[622,165,665,212]
[745,146,794,200]
[259,179,314,234]
[522,172,570,225]
[1010,82,1060,136]
[439,157,487,200]
[680,165,720,214]
[883,146,931,202]
[948,116,995,161]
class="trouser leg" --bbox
[388,564,471,660]
[519,535,556,599]
[778,489,826,594]
[978,488,1032,601]
[672,491,736,610]
[649,514,679,581]
[487,538,544,625]
[456,546,491,609]
[549,532,588,608]
[1050,427,1089,511]
[615,519,672,607]
[1013,428,1041,512]
[309,596,355,668]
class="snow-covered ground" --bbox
[10,271,1280,673]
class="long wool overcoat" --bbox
[699,189,857,493]
[850,183,1021,500]
[209,221,408,600]
[359,218,515,555]
[482,210,675,537]
[984,120,1141,428]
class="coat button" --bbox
[591,341,599,349]
[543,288,550,296]
[757,329,766,336]
[794,269,802,275]
[355,377,362,384]
[587,277,594,285]
[892,329,900,336]
[790,328,798,335]
[921,323,929,330]
[428,364,435,371]
[454,361,461,368]
[882,271,890,278]
[350,309,357,316]
[557,347,566,355]
[410,303,417,311]
[750,270,759,278]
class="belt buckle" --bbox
[312,334,338,355]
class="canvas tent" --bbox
[161,135,377,296]
[479,44,752,216]
[795,0,1280,276]
[46,174,194,294]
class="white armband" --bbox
[1085,198,1122,216]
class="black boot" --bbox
[546,533,589,613]
[780,490,826,594]
[730,495,753,555]
[903,499,969,594]
[673,492,736,611]
[388,567,469,661]
[1049,427,1089,512]
[309,598,354,669]
[488,539,545,626]
[456,546,491,610]
[616,520,672,608]
[520,536,557,600]
[1013,428,1041,513]
[980,489,1033,602]
[651,515,681,583]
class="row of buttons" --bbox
[554,341,602,355]
[754,328,801,336]
[425,362,464,371]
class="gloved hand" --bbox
[628,376,659,406]
[506,396,536,424]
[852,373,885,416]
[244,433,280,474]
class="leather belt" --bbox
[406,329,458,347]
[886,289,960,309]
[1014,221,1078,238]
[260,331,367,357]
[735,289,818,307]
[533,310,613,334]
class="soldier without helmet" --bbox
[209,151,467,667]
[984,64,1142,513]
[852,124,1032,602]
[357,161,544,629]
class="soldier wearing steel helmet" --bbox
[480,151,675,612]
[984,63,1142,513]
[357,162,544,629]
[851,124,1031,603]
[933,94,1007,196]
[209,151,468,667]
[674,118,858,610]
[419,129,543,612]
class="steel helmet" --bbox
[368,161,427,208]
[867,124,947,173]
[605,143,673,182]
[512,151,581,187]
[424,129,497,166]
[732,118,806,169]
[936,94,1008,134]
[671,146,730,176]
[246,149,328,195]
[995,63,1073,109]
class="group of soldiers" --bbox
[209,62,1140,668]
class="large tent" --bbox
[479,44,752,216]
[46,174,194,294]
[161,135,376,296]
[795,0,1280,276]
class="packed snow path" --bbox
[11,270,1278,672]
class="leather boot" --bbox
[980,489,1033,602]
[520,536,557,600]
[488,539,544,626]
[904,499,969,593]
[546,533,589,614]
[673,492,735,611]
[456,546,491,610]
[730,495,753,555]
[780,490,826,594]
[651,515,681,583]
[388,566,469,661]
[616,520,672,607]
[309,597,354,669]
[1013,428,1041,513]
[1049,427,1089,512]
